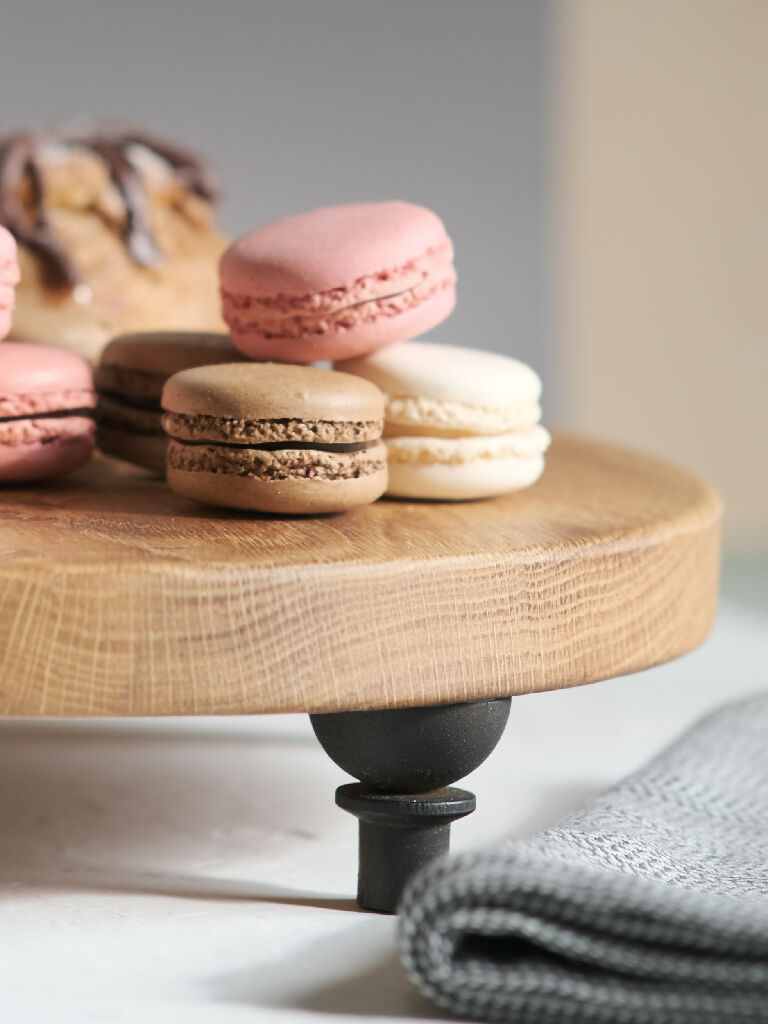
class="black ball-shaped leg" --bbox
[310,698,511,913]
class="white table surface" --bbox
[1,595,766,1024]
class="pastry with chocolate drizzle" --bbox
[0,127,228,362]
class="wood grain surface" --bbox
[0,436,721,717]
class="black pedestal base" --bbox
[336,783,476,913]
[311,698,511,912]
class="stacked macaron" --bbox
[0,342,96,482]
[190,199,548,507]
[338,342,550,500]
[158,200,458,514]
[94,331,246,474]
[5,197,549,508]
[219,201,456,363]
[1,227,97,483]
[162,363,387,514]
[66,197,540,512]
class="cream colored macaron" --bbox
[336,341,550,500]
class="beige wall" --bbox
[556,0,767,551]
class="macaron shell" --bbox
[97,393,161,436]
[97,425,167,476]
[0,342,95,481]
[220,201,451,297]
[0,302,13,342]
[382,393,542,438]
[162,363,385,424]
[385,426,550,500]
[166,451,388,514]
[0,224,18,271]
[0,387,95,419]
[95,333,244,476]
[162,410,381,446]
[0,424,94,483]
[0,226,20,341]
[228,279,456,364]
[0,342,95,414]
[99,332,243,381]
[336,341,542,419]
[387,453,546,501]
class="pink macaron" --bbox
[220,201,456,363]
[0,342,96,482]
[0,225,20,340]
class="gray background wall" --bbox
[0,0,553,407]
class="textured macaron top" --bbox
[220,201,452,298]
[99,332,241,376]
[0,342,95,417]
[337,341,543,436]
[163,363,385,428]
[96,332,244,400]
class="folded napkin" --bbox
[399,696,768,1023]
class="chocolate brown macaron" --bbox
[162,363,388,514]
[95,331,244,474]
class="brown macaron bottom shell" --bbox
[166,439,388,515]
[97,424,168,476]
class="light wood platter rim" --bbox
[0,433,722,717]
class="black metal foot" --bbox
[310,698,511,913]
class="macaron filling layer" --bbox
[0,385,96,448]
[98,393,164,437]
[222,244,455,341]
[171,437,374,454]
[96,363,164,438]
[0,406,96,423]
[0,379,96,445]
[163,409,386,482]
[94,337,245,451]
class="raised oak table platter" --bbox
[0,434,721,910]
[0,434,720,717]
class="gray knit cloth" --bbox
[399,696,768,1023]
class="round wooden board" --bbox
[0,435,721,717]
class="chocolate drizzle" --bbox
[0,407,96,423]
[172,438,375,454]
[0,134,80,288]
[0,128,221,290]
[120,131,219,202]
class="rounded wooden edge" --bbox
[0,439,722,717]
